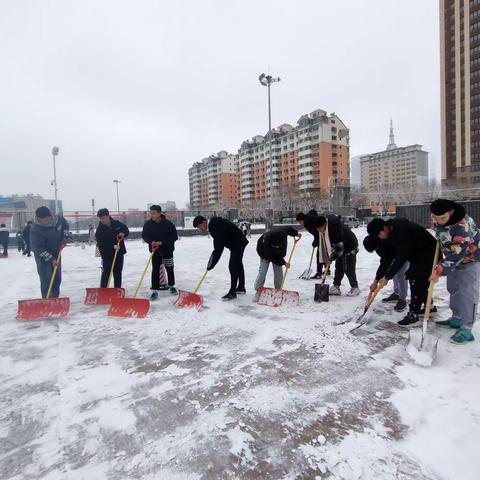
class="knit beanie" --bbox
[35,206,52,219]
[430,199,456,215]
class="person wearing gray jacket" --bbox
[30,206,69,298]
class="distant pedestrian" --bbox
[16,230,25,253]
[0,224,9,257]
[88,224,95,245]
[22,221,32,256]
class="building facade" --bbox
[238,110,349,205]
[188,109,350,209]
[360,123,429,191]
[188,151,238,208]
[440,0,480,183]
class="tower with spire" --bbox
[386,118,397,151]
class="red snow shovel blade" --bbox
[17,298,70,320]
[84,288,125,305]
[107,297,150,318]
[256,287,300,307]
[174,289,204,308]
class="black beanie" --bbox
[296,212,306,221]
[193,215,207,228]
[367,218,387,236]
[363,235,379,253]
[149,204,162,213]
[35,206,52,219]
[97,208,109,217]
[430,199,456,216]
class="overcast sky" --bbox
[0,0,440,211]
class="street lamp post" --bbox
[113,179,121,213]
[258,73,281,210]
[51,146,60,214]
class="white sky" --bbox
[0,0,440,211]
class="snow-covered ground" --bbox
[1,229,479,480]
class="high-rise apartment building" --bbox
[238,110,349,204]
[440,0,480,183]
[188,151,238,208]
[360,122,429,191]
[188,109,350,208]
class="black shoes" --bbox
[382,293,399,303]
[222,291,237,301]
[397,311,419,327]
[236,287,246,294]
[417,305,438,315]
[394,299,407,312]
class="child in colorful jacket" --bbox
[430,199,480,344]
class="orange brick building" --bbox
[188,110,350,208]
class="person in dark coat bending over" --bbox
[254,226,300,294]
[367,217,436,327]
[193,215,249,300]
[142,205,178,299]
[95,208,129,289]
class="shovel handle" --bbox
[46,249,63,299]
[365,284,382,313]
[133,245,158,298]
[193,270,208,294]
[281,237,301,289]
[423,241,440,322]
[106,239,122,288]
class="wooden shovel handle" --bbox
[423,241,440,322]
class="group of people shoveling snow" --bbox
[18,199,480,345]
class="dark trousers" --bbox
[100,253,124,288]
[1,240,8,256]
[35,257,61,298]
[151,252,175,289]
[333,253,358,288]
[229,246,246,292]
[407,262,430,314]
[24,240,31,256]
[316,248,326,274]
[17,240,25,252]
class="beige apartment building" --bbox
[440,0,480,184]
[360,123,429,192]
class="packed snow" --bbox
[1,228,479,480]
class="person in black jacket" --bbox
[193,215,249,300]
[363,235,409,312]
[22,221,32,256]
[296,210,326,278]
[95,208,129,288]
[30,206,68,298]
[16,230,25,252]
[315,215,359,296]
[0,224,9,257]
[142,205,178,299]
[254,226,300,293]
[367,217,437,326]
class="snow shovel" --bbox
[107,246,158,318]
[174,271,208,309]
[349,285,382,333]
[314,267,330,302]
[299,247,316,279]
[84,239,125,305]
[17,249,70,320]
[257,237,301,307]
[406,242,440,367]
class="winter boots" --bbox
[397,311,419,327]
[382,293,399,303]
[393,299,407,312]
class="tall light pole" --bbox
[258,73,281,209]
[51,146,60,214]
[113,179,121,213]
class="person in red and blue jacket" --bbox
[429,199,480,344]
